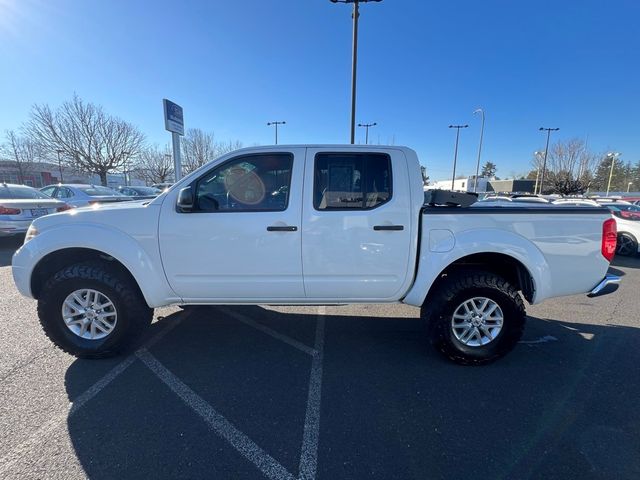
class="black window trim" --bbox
[185,152,295,214]
[312,151,393,212]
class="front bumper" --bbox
[587,274,621,298]
[11,238,40,299]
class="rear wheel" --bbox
[616,233,637,256]
[422,271,526,365]
[37,262,153,358]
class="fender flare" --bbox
[22,223,180,308]
[402,228,553,307]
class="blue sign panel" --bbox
[163,99,184,135]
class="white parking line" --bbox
[298,306,326,480]
[220,307,318,357]
[0,312,187,477]
[137,348,296,480]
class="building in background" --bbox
[425,176,535,194]
[426,176,491,192]
[0,161,144,188]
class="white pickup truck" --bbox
[12,145,620,365]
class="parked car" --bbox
[599,202,640,256]
[151,182,173,191]
[0,183,70,237]
[40,184,131,208]
[510,195,550,204]
[552,199,601,207]
[117,185,162,200]
[13,145,619,365]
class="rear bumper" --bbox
[587,274,621,298]
[0,219,30,236]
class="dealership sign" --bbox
[163,99,184,135]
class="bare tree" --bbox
[25,94,145,185]
[533,138,599,194]
[134,145,174,185]
[182,128,243,174]
[182,128,216,174]
[215,139,243,156]
[1,130,44,184]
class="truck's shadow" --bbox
[62,305,640,480]
[611,254,640,269]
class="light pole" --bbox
[330,0,382,144]
[606,152,620,196]
[538,127,559,194]
[473,108,485,192]
[449,124,468,190]
[533,151,545,194]
[628,182,633,193]
[267,121,286,145]
[56,149,65,183]
[357,122,377,144]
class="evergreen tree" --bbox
[481,161,497,177]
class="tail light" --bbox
[0,206,21,215]
[56,204,73,212]
[601,218,617,262]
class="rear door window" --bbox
[313,152,392,210]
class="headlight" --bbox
[25,225,38,243]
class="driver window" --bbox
[195,153,293,212]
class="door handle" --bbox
[373,225,404,231]
[267,225,298,232]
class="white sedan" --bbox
[0,184,70,237]
[40,184,132,208]
[600,203,640,256]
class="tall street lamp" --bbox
[329,0,382,144]
[538,127,559,194]
[267,121,286,145]
[472,109,485,192]
[357,122,377,144]
[56,149,65,183]
[533,151,545,194]
[606,152,620,197]
[449,124,468,190]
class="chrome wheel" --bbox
[61,289,117,340]
[451,297,504,347]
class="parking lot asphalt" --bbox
[1,235,639,480]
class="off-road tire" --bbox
[37,261,153,358]
[422,271,526,366]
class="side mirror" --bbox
[176,187,194,212]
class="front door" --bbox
[301,148,413,300]
[159,148,305,301]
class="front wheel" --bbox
[37,262,153,358]
[422,271,526,365]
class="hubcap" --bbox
[61,289,117,340]
[451,297,504,347]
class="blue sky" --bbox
[0,0,638,180]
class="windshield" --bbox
[0,185,52,200]
[77,186,125,197]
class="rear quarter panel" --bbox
[403,209,611,306]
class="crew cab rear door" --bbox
[301,148,413,300]
[158,148,305,301]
